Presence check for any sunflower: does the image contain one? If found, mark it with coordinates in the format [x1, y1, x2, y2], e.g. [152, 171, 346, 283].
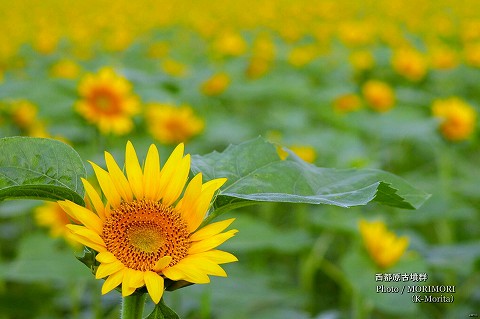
[75, 67, 139, 135]
[145, 103, 204, 144]
[34, 201, 82, 249]
[359, 219, 408, 269]
[58, 142, 237, 304]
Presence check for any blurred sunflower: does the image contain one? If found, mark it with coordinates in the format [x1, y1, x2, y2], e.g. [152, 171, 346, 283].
[145, 103, 204, 144]
[58, 142, 238, 303]
[432, 97, 477, 141]
[35, 202, 81, 248]
[50, 59, 81, 79]
[277, 145, 317, 163]
[200, 72, 230, 96]
[362, 80, 395, 112]
[359, 219, 408, 269]
[392, 48, 427, 81]
[333, 93, 362, 113]
[75, 67, 139, 135]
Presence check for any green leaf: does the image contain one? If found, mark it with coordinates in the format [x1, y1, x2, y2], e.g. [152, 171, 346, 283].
[145, 298, 180, 319]
[0, 137, 86, 205]
[191, 138, 429, 223]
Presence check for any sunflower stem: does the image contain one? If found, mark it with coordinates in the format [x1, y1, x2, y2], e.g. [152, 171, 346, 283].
[121, 293, 147, 319]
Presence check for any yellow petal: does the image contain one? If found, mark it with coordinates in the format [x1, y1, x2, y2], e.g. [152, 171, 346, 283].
[66, 224, 106, 248]
[122, 268, 143, 296]
[188, 230, 238, 254]
[122, 282, 136, 297]
[144, 271, 164, 304]
[66, 228, 106, 252]
[81, 178, 106, 221]
[153, 256, 172, 272]
[125, 268, 145, 289]
[163, 261, 210, 284]
[105, 151, 133, 202]
[95, 260, 124, 279]
[186, 178, 227, 233]
[161, 266, 183, 281]
[102, 269, 125, 294]
[190, 218, 235, 242]
[89, 161, 121, 208]
[157, 144, 188, 206]
[181, 256, 227, 277]
[177, 173, 203, 221]
[58, 200, 103, 235]
[125, 141, 144, 199]
[96, 251, 117, 263]
[190, 250, 238, 264]
[143, 144, 161, 201]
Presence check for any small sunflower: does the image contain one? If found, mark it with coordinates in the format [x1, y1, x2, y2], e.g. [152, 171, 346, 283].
[359, 219, 408, 269]
[75, 67, 139, 135]
[35, 201, 81, 249]
[58, 142, 237, 303]
[145, 103, 204, 144]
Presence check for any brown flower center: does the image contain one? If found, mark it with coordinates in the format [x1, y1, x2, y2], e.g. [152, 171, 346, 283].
[102, 199, 191, 271]
[89, 87, 121, 115]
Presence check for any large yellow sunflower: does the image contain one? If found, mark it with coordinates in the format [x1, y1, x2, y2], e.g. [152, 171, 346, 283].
[58, 142, 237, 303]
[75, 67, 139, 135]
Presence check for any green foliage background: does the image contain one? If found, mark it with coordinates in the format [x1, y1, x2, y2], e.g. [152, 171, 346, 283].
[1, 2, 480, 318]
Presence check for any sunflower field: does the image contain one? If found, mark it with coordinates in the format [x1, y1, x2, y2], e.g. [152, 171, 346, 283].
[0, 0, 479, 318]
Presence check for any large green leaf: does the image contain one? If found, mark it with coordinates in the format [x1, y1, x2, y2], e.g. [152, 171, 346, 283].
[191, 138, 429, 223]
[0, 137, 86, 205]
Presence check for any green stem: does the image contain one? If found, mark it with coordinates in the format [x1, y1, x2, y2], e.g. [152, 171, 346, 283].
[121, 293, 147, 319]
[435, 144, 454, 244]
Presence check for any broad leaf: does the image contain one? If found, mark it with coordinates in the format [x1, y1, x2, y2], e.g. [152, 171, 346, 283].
[191, 138, 429, 223]
[145, 298, 180, 319]
[0, 137, 86, 205]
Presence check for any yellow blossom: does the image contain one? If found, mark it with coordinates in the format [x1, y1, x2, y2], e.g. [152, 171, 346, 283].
[35, 202, 81, 248]
[200, 72, 230, 96]
[349, 50, 374, 72]
[333, 93, 362, 113]
[464, 42, 480, 68]
[10, 100, 38, 129]
[287, 45, 317, 67]
[289, 145, 316, 163]
[392, 48, 428, 81]
[359, 219, 408, 269]
[213, 31, 247, 57]
[58, 142, 238, 303]
[145, 103, 204, 144]
[75, 67, 140, 135]
[362, 80, 395, 112]
[432, 97, 477, 141]
[50, 59, 81, 79]
[246, 57, 271, 79]
[338, 21, 375, 47]
[428, 45, 459, 70]
[34, 30, 58, 55]
[277, 145, 316, 163]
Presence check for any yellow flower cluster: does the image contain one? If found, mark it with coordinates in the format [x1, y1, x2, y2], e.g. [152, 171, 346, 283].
[1, 0, 479, 69]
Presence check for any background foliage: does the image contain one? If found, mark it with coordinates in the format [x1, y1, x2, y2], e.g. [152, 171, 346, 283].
[0, 0, 479, 318]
